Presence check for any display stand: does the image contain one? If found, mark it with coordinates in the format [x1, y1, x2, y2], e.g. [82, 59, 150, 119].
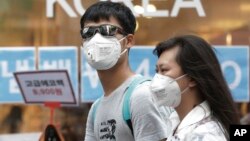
[44, 102, 61, 124]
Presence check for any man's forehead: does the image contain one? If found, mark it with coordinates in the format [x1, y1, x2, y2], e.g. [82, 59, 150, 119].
[84, 17, 120, 27]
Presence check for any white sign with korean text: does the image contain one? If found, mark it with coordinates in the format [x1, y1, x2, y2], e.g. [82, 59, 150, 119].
[14, 70, 76, 104]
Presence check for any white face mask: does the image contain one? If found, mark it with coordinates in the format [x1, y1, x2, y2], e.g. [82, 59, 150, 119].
[83, 33, 127, 70]
[150, 73, 188, 107]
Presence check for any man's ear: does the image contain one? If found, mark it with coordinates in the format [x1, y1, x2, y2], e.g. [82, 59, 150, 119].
[126, 34, 134, 48]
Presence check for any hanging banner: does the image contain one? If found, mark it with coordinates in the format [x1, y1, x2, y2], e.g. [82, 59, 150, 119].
[0, 47, 35, 103]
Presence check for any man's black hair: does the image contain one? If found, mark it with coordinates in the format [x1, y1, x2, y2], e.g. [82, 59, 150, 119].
[80, 1, 136, 34]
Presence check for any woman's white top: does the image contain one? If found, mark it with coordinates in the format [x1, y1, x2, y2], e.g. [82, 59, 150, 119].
[167, 101, 227, 141]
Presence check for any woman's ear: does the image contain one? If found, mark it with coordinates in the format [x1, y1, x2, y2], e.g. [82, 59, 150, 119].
[188, 77, 197, 88]
[126, 34, 134, 48]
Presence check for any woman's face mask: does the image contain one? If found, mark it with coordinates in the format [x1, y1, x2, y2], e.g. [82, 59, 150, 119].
[150, 73, 189, 107]
[82, 33, 127, 70]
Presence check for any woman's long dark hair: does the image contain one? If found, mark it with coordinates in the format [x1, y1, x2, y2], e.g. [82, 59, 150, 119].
[153, 35, 240, 139]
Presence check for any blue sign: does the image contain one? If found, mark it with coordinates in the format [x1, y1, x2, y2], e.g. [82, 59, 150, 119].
[214, 46, 249, 102]
[81, 46, 157, 102]
[81, 46, 250, 102]
[0, 48, 35, 103]
[39, 47, 79, 104]
[129, 47, 157, 77]
[0, 46, 249, 103]
[81, 49, 102, 102]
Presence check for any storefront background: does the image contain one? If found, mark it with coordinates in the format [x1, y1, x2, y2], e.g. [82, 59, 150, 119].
[0, 0, 250, 140]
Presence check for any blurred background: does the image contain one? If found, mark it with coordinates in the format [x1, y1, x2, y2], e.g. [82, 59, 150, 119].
[0, 0, 250, 140]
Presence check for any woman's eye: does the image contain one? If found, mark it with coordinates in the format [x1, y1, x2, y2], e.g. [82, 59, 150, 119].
[161, 69, 167, 73]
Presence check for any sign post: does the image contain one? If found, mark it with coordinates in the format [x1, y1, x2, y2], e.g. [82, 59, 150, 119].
[14, 70, 77, 124]
[44, 102, 61, 124]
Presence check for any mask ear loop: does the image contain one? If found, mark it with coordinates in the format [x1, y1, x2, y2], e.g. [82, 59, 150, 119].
[120, 49, 127, 56]
[180, 86, 189, 95]
[175, 74, 188, 81]
[169, 74, 189, 94]
[119, 36, 128, 56]
[169, 74, 187, 83]
[177, 74, 189, 95]
[118, 36, 127, 42]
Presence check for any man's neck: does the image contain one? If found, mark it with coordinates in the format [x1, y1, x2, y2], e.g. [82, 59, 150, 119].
[97, 65, 134, 96]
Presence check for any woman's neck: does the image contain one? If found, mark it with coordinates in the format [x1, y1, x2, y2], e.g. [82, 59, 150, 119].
[175, 89, 203, 121]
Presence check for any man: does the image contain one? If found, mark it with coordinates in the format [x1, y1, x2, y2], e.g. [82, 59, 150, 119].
[80, 1, 170, 141]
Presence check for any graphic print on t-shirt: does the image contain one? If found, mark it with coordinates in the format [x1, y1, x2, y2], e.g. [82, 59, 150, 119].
[100, 119, 116, 140]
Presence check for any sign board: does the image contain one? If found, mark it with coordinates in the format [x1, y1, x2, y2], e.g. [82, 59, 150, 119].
[81, 48, 102, 102]
[46, 0, 206, 18]
[0, 47, 35, 103]
[81, 46, 249, 102]
[214, 46, 249, 102]
[0, 46, 249, 103]
[14, 70, 77, 105]
[38, 47, 79, 105]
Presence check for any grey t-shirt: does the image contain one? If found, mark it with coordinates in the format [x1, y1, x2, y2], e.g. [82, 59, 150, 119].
[84, 75, 170, 141]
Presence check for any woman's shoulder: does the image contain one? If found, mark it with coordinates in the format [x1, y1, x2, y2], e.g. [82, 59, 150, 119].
[187, 119, 227, 141]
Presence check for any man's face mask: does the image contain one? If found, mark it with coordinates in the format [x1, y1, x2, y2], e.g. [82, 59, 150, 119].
[150, 73, 189, 107]
[82, 33, 127, 70]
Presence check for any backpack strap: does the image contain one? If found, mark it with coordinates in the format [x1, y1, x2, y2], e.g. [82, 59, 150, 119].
[91, 97, 102, 127]
[91, 76, 151, 135]
[122, 76, 151, 135]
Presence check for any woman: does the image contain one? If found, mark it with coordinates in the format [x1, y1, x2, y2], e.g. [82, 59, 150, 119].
[150, 35, 240, 140]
